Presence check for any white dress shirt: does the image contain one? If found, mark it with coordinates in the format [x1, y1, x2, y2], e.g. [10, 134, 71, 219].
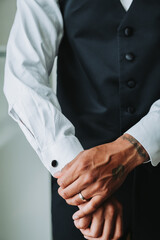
[3, 0, 160, 177]
[120, 0, 133, 11]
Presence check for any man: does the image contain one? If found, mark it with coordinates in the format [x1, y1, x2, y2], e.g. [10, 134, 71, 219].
[3, 0, 160, 239]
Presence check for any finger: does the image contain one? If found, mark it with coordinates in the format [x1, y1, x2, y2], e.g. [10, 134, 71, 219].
[58, 174, 104, 201]
[58, 176, 88, 200]
[83, 236, 97, 240]
[73, 195, 103, 220]
[66, 181, 109, 205]
[112, 213, 123, 239]
[61, 152, 83, 174]
[80, 220, 103, 238]
[80, 181, 110, 200]
[54, 162, 73, 179]
[102, 207, 116, 240]
[66, 192, 88, 206]
[82, 201, 120, 240]
[81, 218, 115, 240]
[83, 202, 116, 240]
[74, 215, 92, 230]
[57, 152, 83, 188]
[57, 168, 78, 189]
[57, 165, 79, 189]
[80, 208, 104, 238]
[83, 235, 99, 240]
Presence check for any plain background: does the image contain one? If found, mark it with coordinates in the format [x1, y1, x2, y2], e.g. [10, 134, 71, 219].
[0, 0, 54, 239]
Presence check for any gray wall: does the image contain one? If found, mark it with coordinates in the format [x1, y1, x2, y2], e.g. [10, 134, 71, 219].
[0, 1, 52, 239]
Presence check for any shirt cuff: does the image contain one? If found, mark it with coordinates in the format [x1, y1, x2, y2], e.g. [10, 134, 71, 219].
[40, 136, 84, 176]
[125, 114, 160, 166]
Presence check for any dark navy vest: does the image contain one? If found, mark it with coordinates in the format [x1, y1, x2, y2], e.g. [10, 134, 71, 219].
[57, 0, 160, 150]
[53, 1, 160, 237]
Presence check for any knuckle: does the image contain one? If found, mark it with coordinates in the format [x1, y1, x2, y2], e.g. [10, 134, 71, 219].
[57, 179, 65, 188]
[79, 151, 90, 169]
[60, 190, 68, 199]
[82, 175, 88, 185]
[96, 181, 103, 190]
[77, 219, 86, 229]
[102, 186, 110, 198]
[78, 223, 84, 229]
[74, 198, 81, 206]
[90, 201, 98, 211]
[89, 172, 96, 182]
[74, 220, 81, 229]
[66, 198, 74, 206]
[107, 204, 114, 216]
[83, 174, 93, 185]
[65, 199, 70, 205]
[78, 161, 85, 171]
[106, 187, 111, 196]
[58, 187, 62, 196]
[78, 223, 85, 229]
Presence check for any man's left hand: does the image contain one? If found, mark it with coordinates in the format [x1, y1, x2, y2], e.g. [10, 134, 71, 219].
[54, 133, 149, 219]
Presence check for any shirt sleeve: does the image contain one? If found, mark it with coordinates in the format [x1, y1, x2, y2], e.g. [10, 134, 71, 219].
[3, 0, 83, 176]
[125, 99, 160, 166]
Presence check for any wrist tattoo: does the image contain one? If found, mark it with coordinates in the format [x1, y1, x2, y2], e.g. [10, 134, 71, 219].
[122, 135, 149, 161]
[112, 164, 125, 180]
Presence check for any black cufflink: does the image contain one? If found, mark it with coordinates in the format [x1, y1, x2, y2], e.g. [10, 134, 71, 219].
[51, 160, 58, 167]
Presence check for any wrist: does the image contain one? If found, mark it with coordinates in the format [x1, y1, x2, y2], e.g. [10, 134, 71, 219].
[117, 133, 149, 170]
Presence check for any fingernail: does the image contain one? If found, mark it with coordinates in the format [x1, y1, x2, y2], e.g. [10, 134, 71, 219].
[53, 171, 61, 178]
[84, 236, 88, 239]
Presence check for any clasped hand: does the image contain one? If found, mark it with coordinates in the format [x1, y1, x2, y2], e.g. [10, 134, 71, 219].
[75, 197, 123, 240]
[54, 134, 146, 219]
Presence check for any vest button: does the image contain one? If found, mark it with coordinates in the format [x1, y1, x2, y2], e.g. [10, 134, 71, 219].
[127, 106, 135, 114]
[124, 27, 133, 37]
[127, 79, 136, 88]
[125, 53, 135, 62]
[51, 160, 58, 167]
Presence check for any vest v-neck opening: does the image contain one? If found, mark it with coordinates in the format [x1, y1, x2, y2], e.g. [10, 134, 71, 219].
[117, 0, 136, 28]
[119, 0, 135, 14]
[120, 0, 133, 12]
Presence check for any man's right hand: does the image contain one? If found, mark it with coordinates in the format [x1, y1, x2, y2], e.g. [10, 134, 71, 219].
[74, 197, 123, 240]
